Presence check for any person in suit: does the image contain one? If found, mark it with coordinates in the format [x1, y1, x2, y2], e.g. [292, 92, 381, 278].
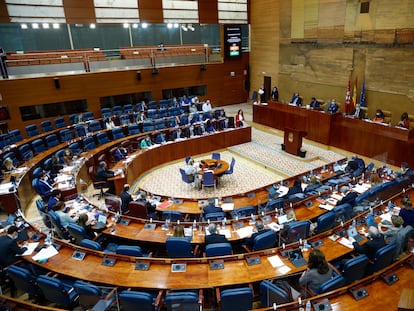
[136, 111, 147, 123]
[309, 97, 320, 109]
[400, 162, 413, 176]
[349, 226, 385, 260]
[96, 161, 115, 195]
[291, 93, 302, 106]
[37, 171, 53, 198]
[136, 191, 157, 219]
[336, 186, 358, 206]
[271, 86, 279, 101]
[113, 147, 128, 161]
[47, 189, 64, 212]
[258, 86, 265, 103]
[203, 199, 223, 215]
[205, 223, 228, 245]
[352, 103, 365, 119]
[120, 184, 133, 213]
[0, 226, 27, 266]
[399, 199, 414, 228]
[245, 221, 270, 250]
[327, 99, 339, 113]
[285, 178, 303, 197]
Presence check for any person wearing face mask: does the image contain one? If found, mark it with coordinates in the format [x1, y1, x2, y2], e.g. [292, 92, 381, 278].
[0, 225, 28, 266]
[374, 109, 385, 123]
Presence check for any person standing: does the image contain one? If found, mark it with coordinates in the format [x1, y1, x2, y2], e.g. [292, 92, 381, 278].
[235, 109, 245, 127]
[0, 226, 27, 266]
[120, 184, 133, 213]
[271, 86, 279, 101]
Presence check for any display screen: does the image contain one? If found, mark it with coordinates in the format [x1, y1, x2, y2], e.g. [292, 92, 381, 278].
[224, 25, 242, 58]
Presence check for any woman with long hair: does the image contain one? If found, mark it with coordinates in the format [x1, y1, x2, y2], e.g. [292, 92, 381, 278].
[298, 249, 332, 294]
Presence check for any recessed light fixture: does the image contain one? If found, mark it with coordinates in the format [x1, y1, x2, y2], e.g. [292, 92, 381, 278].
[141, 23, 148, 29]
[21, 24, 28, 29]
[132, 23, 138, 29]
[167, 23, 173, 29]
[174, 23, 179, 28]
[123, 23, 129, 29]
[32, 23, 39, 29]
[42, 23, 49, 29]
[90, 24, 96, 29]
[52, 23, 60, 29]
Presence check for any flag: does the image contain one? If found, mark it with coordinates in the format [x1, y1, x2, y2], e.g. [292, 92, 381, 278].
[360, 79, 366, 107]
[344, 80, 351, 114]
[352, 77, 357, 112]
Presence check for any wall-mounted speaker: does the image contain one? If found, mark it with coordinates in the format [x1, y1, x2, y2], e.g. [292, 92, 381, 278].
[136, 71, 142, 80]
[200, 64, 207, 71]
[53, 77, 60, 89]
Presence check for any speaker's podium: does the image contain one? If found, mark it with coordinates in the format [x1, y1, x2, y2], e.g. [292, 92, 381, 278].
[282, 128, 307, 158]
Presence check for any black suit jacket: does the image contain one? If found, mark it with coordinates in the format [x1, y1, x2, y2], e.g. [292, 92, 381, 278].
[0, 235, 27, 266]
[96, 167, 114, 182]
[336, 192, 358, 206]
[120, 190, 133, 212]
[353, 235, 385, 260]
[205, 233, 228, 245]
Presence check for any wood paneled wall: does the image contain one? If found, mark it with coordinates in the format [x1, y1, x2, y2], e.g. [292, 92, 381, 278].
[0, 55, 249, 131]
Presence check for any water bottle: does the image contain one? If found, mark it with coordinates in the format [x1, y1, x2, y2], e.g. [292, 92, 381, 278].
[352, 219, 356, 228]
[305, 300, 311, 311]
[193, 220, 197, 230]
[221, 217, 226, 229]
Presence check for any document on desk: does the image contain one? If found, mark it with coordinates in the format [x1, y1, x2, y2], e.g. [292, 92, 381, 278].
[267, 222, 281, 232]
[20, 242, 39, 256]
[330, 193, 344, 201]
[379, 212, 393, 223]
[221, 203, 234, 212]
[236, 226, 254, 239]
[267, 255, 284, 268]
[32, 245, 59, 261]
[352, 183, 371, 194]
[319, 204, 334, 211]
[219, 229, 232, 239]
[337, 237, 354, 249]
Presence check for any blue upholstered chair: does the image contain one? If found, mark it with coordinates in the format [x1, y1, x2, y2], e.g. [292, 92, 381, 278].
[45, 134, 59, 148]
[219, 287, 253, 311]
[54, 117, 67, 129]
[260, 280, 292, 307]
[314, 211, 336, 234]
[318, 275, 345, 294]
[66, 223, 90, 244]
[128, 124, 140, 135]
[83, 111, 94, 121]
[69, 114, 78, 125]
[36, 198, 51, 228]
[147, 109, 158, 119]
[223, 157, 236, 176]
[205, 242, 233, 257]
[342, 254, 369, 285]
[25, 124, 40, 137]
[232, 205, 256, 219]
[212, 152, 221, 160]
[31, 138, 46, 153]
[48, 210, 70, 240]
[159, 99, 169, 109]
[148, 101, 158, 109]
[162, 211, 182, 222]
[333, 203, 353, 222]
[154, 119, 166, 130]
[123, 104, 133, 114]
[166, 237, 195, 258]
[112, 106, 122, 115]
[202, 171, 216, 190]
[68, 142, 81, 155]
[282, 220, 311, 244]
[158, 108, 168, 118]
[165, 291, 201, 311]
[79, 239, 103, 251]
[101, 108, 112, 118]
[19, 144, 34, 161]
[250, 230, 277, 251]
[0, 133, 12, 149]
[73, 280, 116, 310]
[88, 120, 102, 132]
[40, 120, 53, 132]
[111, 127, 125, 140]
[74, 125, 87, 137]
[119, 290, 162, 311]
[142, 120, 155, 132]
[7, 265, 44, 300]
[82, 136, 96, 151]
[119, 115, 130, 125]
[9, 129, 23, 142]
[116, 245, 147, 257]
[96, 132, 110, 145]
[205, 212, 226, 221]
[3, 151, 19, 167]
[366, 243, 397, 275]
[36, 275, 79, 308]
[59, 128, 73, 142]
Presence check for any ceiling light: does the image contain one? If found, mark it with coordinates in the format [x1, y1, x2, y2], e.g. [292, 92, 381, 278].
[32, 23, 39, 29]
[174, 23, 179, 28]
[123, 23, 129, 29]
[181, 25, 188, 31]
[42, 23, 49, 29]
[167, 23, 173, 29]
[141, 23, 148, 29]
[188, 24, 195, 31]
[52, 23, 60, 29]
[90, 24, 96, 29]
[21, 24, 28, 29]
[132, 23, 138, 29]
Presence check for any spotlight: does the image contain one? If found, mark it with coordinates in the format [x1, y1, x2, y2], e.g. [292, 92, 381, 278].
[181, 25, 188, 31]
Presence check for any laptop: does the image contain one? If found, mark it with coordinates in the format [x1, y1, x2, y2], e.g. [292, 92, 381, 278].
[1, 214, 16, 228]
[95, 214, 107, 229]
[288, 249, 307, 268]
[347, 227, 364, 243]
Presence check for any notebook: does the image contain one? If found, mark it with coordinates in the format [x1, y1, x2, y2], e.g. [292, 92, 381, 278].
[288, 249, 307, 268]
[347, 227, 364, 243]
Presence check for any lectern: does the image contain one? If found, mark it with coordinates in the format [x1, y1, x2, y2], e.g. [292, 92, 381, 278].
[283, 128, 306, 157]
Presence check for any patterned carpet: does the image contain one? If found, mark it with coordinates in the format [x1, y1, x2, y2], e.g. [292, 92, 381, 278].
[134, 106, 346, 199]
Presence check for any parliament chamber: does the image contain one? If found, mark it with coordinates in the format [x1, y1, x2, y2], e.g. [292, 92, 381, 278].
[0, 0, 414, 310]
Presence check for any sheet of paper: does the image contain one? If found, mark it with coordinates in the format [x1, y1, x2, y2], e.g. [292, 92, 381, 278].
[337, 237, 354, 249]
[219, 229, 232, 238]
[32, 245, 59, 261]
[20, 242, 39, 256]
[267, 255, 284, 268]
[236, 226, 254, 239]
[267, 222, 281, 232]
[319, 204, 334, 211]
[221, 203, 234, 212]
[278, 265, 292, 274]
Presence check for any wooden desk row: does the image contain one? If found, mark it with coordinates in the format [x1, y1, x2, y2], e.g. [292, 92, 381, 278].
[253, 102, 414, 168]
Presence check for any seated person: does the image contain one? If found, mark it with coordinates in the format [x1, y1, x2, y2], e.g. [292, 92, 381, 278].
[37, 171, 54, 198]
[96, 161, 115, 195]
[203, 198, 223, 215]
[285, 178, 303, 197]
[399, 199, 414, 228]
[379, 215, 404, 244]
[77, 213, 96, 239]
[244, 221, 270, 250]
[336, 186, 357, 206]
[327, 99, 339, 113]
[48, 189, 65, 212]
[2, 157, 16, 173]
[309, 97, 320, 109]
[291, 93, 302, 106]
[373, 109, 385, 122]
[204, 223, 228, 245]
[235, 109, 245, 127]
[140, 135, 153, 149]
[0, 226, 28, 266]
[202, 100, 212, 112]
[351, 103, 365, 119]
[104, 117, 115, 129]
[136, 191, 157, 219]
[397, 112, 410, 129]
[63, 148, 73, 165]
[299, 249, 333, 295]
[113, 146, 128, 161]
[370, 172, 383, 186]
[400, 162, 413, 176]
[50, 155, 63, 181]
[189, 102, 198, 113]
[171, 224, 191, 241]
[349, 226, 385, 260]
[53, 198, 76, 229]
[205, 119, 215, 133]
[136, 111, 147, 122]
[120, 184, 133, 213]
